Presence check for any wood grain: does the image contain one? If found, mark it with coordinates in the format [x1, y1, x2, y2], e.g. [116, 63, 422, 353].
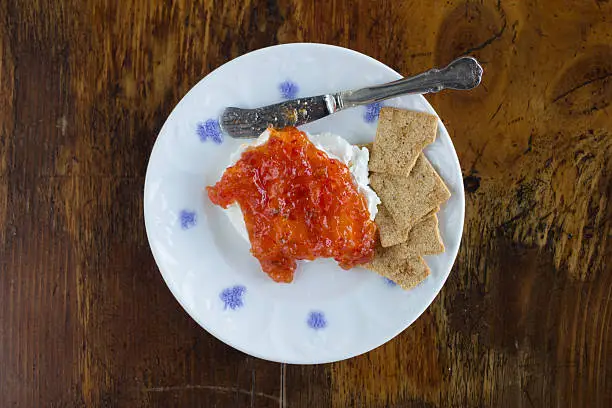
[0, 0, 610, 406]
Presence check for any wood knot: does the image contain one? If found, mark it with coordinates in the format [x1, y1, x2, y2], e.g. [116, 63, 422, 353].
[463, 175, 481, 193]
[551, 46, 612, 115]
[435, 2, 507, 100]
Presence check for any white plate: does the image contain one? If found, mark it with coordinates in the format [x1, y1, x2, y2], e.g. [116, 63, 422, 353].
[144, 43, 464, 364]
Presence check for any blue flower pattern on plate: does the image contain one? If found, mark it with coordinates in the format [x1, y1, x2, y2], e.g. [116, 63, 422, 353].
[383, 277, 398, 287]
[307, 311, 327, 330]
[279, 80, 299, 99]
[197, 118, 223, 144]
[220, 285, 246, 310]
[179, 210, 197, 230]
[364, 102, 383, 123]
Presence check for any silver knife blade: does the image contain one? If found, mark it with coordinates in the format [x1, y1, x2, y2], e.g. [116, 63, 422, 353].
[220, 95, 338, 139]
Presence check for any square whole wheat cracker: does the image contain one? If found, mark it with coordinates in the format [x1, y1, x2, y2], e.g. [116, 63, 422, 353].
[369, 108, 438, 176]
[366, 247, 430, 290]
[374, 205, 410, 247]
[386, 213, 444, 259]
[370, 154, 450, 231]
[375, 205, 439, 248]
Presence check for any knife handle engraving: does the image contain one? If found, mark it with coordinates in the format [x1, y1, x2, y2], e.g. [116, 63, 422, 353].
[338, 57, 483, 108]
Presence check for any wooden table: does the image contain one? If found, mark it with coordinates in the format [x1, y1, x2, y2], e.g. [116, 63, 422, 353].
[1, 1, 611, 406]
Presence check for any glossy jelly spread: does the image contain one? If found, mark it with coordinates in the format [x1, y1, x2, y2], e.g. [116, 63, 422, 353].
[207, 127, 377, 282]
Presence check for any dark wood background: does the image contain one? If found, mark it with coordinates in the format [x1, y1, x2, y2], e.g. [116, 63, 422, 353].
[1, 0, 611, 406]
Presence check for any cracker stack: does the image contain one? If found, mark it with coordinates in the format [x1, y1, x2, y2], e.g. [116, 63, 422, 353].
[365, 107, 451, 290]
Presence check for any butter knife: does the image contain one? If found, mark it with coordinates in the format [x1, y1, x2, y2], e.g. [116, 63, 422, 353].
[220, 56, 482, 138]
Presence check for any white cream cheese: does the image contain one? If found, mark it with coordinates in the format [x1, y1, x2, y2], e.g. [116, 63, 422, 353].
[225, 130, 381, 241]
